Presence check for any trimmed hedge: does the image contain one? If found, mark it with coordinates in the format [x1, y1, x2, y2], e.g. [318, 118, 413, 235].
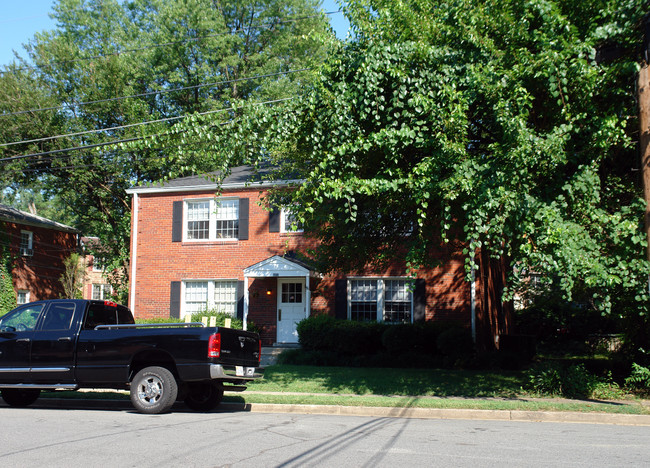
[294, 314, 474, 368]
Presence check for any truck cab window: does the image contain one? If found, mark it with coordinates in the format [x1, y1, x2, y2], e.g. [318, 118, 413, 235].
[41, 303, 75, 331]
[0, 304, 44, 332]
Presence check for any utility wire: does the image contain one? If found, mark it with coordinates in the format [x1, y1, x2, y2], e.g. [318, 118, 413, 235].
[0, 88, 298, 148]
[0, 11, 341, 76]
[0, 68, 309, 120]
[0, 96, 293, 163]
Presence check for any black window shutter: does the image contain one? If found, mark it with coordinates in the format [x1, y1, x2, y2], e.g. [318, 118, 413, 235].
[238, 198, 249, 240]
[170, 281, 181, 319]
[413, 278, 426, 322]
[172, 201, 183, 242]
[269, 208, 280, 233]
[335, 279, 348, 320]
[236, 280, 244, 320]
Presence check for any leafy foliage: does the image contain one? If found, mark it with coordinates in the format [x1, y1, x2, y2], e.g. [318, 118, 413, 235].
[0, 0, 332, 301]
[59, 253, 86, 299]
[181, 1, 649, 339]
[625, 363, 650, 391]
[0, 225, 16, 316]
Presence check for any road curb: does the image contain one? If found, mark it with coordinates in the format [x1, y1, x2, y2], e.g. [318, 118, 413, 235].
[223, 402, 650, 426]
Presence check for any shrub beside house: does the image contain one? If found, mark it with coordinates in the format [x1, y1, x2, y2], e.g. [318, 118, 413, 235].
[126, 166, 511, 347]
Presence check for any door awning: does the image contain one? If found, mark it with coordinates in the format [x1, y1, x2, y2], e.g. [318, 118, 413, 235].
[242, 255, 316, 333]
[243, 255, 314, 278]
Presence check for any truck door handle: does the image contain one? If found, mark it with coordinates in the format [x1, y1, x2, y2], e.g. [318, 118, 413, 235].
[58, 337, 72, 342]
[16, 338, 31, 343]
[278, 309, 282, 321]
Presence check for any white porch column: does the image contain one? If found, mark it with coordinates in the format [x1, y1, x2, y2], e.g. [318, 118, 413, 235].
[243, 275, 250, 331]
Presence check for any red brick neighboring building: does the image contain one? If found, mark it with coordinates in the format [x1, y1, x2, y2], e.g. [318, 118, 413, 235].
[127, 166, 510, 347]
[79, 236, 113, 301]
[0, 204, 79, 304]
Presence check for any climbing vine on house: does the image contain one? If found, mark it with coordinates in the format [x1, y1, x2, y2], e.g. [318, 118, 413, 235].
[0, 224, 16, 316]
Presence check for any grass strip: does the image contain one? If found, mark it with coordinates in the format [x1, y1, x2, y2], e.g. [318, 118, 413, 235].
[224, 393, 648, 415]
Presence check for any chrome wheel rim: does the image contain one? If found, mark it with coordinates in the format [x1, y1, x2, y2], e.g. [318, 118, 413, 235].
[137, 376, 163, 406]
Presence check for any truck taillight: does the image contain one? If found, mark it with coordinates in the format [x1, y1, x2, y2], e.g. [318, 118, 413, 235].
[208, 333, 221, 358]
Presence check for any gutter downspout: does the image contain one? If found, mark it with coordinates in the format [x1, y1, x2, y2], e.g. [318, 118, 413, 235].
[470, 251, 476, 344]
[129, 193, 138, 311]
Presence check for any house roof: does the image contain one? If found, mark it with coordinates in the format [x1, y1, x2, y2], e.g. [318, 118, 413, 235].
[126, 165, 302, 195]
[0, 203, 78, 234]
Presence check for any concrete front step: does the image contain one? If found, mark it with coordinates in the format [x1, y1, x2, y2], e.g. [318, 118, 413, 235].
[261, 345, 300, 366]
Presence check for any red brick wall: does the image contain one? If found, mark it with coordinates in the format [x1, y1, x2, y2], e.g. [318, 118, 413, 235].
[4, 222, 78, 301]
[130, 188, 315, 318]
[130, 188, 475, 344]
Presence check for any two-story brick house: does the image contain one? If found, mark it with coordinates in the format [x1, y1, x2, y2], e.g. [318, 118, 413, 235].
[0, 203, 79, 304]
[127, 166, 510, 347]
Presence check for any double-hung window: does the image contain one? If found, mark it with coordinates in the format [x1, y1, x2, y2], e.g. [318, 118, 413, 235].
[349, 278, 413, 323]
[186, 201, 210, 240]
[281, 207, 303, 233]
[92, 284, 111, 301]
[185, 198, 239, 241]
[17, 290, 29, 305]
[215, 199, 239, 239]
[183, 280, 238, 318]
[20, 230, 33, 256]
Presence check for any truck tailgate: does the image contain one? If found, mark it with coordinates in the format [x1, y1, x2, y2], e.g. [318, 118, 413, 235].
[217, 328, 260, 367]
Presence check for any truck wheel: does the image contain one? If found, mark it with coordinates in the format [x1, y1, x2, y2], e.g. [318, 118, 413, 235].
[184, 382, 224, 412]
[1, 389, 41, 407]
[130, 366, 178, 414]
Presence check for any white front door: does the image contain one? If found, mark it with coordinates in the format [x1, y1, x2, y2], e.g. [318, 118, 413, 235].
[277, 278, 306, 343]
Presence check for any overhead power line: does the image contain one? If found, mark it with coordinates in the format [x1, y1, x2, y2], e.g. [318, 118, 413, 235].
[0, 96, 294, 163]
[0, 11, 341, 76]
[0, 68, 309, 120]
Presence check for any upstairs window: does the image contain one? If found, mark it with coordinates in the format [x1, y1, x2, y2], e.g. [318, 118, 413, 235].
[281, 207, 303, 233]
[20, 230, 33, 256]
[186, 201, 210, 240]
[184, 198, 240, 241]
[215, 199, 239, 239]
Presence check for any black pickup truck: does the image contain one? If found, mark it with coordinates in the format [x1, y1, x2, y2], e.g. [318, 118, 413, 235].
[0, 299, 263, 414]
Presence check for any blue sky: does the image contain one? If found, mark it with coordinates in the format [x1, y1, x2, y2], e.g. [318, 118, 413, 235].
[0, 0, 350, 66]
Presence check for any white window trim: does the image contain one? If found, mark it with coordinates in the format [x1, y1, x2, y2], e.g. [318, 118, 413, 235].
[20, 230, 33, 256]
[181, 279, 238, 319]
[183, 197, 239, 242]
[92, 284, 111, 300]
[347, 277, 414, 323]
[91, 257, 103, 272]
[16, 290, 30, 305]
[280, 207, 303, 233]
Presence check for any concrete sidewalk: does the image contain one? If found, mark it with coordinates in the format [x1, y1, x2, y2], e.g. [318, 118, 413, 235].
[222, 401, 650, 426]
[32, 390, 650, 426]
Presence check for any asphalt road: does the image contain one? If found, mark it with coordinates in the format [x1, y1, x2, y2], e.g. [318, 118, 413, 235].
[1, 401, 648, 467]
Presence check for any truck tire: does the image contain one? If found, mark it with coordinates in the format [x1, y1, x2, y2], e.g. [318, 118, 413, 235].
[184, 382, 224, 412]
[1, 388, 41, 407]
[130, 366, 178, 414]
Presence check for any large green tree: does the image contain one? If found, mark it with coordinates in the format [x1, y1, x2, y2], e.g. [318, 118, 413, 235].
[0, 0, 332, 301]
[169, 0, 648, 349]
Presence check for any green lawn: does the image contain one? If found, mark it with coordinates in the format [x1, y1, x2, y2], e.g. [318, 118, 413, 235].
[40, 364, 649, 415]
[247, 365, 526, 398]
